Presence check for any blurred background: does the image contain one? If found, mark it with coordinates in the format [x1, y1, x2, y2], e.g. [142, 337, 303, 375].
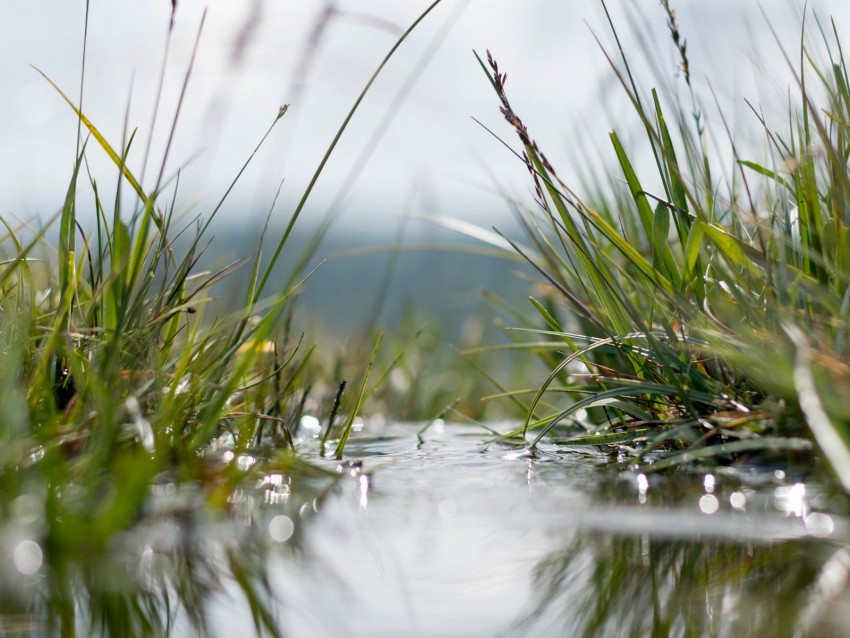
[1, 0, 846, 341]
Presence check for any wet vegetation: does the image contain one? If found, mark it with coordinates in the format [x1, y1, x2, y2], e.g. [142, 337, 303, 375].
[0, 1, 446, 634]
[2, 0, 850, 635]
[471, 1, 850, 486]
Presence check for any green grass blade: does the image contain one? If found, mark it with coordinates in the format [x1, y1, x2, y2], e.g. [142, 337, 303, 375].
[610, 130, 654, 239]
[737, 159, 794, 192]
[34, 67, 154, 216]
[254, 0, 445, 301]
[334, 333, 383, 459]
[641, 438, 814, 473]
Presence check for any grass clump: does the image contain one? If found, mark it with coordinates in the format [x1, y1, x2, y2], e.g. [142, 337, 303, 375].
[476, 2, 850, 486]
[0, 2, 446, 634]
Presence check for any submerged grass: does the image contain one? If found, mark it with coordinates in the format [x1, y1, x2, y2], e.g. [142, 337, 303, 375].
[0, 2, 445, 634]
[473, 2, 850, 487]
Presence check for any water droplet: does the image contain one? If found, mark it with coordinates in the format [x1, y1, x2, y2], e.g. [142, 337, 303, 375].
[775, 483, 806, 517]
[359, 475, 369, 510]
[300, 415, 321, 433]
[265, 487, 290, 506]
[28, 445, 45, 465]
[269, 515, 294, 543]
[171, 374, 191, 395]
[13, 540, 42, 575]
[730, 491, 747, 511]
[236, 455, 255, 471]
[636, 473, 649, 505]
[703, 474, 716, 494]
[262, 474, 285, 487]
[699, 494, 719, 515]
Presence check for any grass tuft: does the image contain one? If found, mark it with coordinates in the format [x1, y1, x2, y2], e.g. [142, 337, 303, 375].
[474, 1, 850, 486]
[0, 2, 445, 633]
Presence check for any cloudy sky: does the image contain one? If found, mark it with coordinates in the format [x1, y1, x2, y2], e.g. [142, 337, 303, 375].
[1, 1, 847, 236]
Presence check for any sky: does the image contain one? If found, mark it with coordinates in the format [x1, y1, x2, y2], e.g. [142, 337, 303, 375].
[1, 0, 848, 238]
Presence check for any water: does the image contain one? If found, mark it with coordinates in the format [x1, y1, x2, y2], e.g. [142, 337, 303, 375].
[3, 420, 850, 636]
[209, 421, 850, 637]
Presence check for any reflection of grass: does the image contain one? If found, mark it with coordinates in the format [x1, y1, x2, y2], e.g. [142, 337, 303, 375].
[473, 2, 850, 485]
[514, 531, 838, 637]
[0, 2, 444, 634]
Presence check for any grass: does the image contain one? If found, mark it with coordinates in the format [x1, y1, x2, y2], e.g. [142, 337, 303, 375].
[5, 0, 850, 634]
[0, 1, 446, 635]
[469, 1, 850, 488]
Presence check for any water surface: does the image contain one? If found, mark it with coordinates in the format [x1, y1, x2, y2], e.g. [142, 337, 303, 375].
[204, 421, 850, 637]
[3, 420, 848, 636]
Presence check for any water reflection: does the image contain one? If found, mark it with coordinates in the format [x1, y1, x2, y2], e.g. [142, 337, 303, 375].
[637, 473, 649, 504]
[0, 457, 343, 637]
[513, 534, 850, 637]
[1, 422, 848, 636]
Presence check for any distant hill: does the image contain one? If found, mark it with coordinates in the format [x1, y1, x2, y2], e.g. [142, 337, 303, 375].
[195, 219, 535, 342]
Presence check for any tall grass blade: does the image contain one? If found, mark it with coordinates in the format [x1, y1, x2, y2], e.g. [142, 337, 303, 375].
[334, 333, 383, 459]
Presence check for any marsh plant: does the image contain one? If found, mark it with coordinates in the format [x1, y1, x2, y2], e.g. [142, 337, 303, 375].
[6, 0, 850, 634]
[472, 2, 850, 488]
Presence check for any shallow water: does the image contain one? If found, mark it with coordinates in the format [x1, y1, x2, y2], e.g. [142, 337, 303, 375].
[4, 420, 850, 636]
[202, 421, 850, 637]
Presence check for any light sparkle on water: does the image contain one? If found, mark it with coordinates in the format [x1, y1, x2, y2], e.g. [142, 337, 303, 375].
[775, 483, 807, 518]
[699, 494, 719, 515]
[268, 515, 295, 543]
[730, 491, 747, 511]
[636, 474, 649, 505]
[13, 540, 43, 575]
